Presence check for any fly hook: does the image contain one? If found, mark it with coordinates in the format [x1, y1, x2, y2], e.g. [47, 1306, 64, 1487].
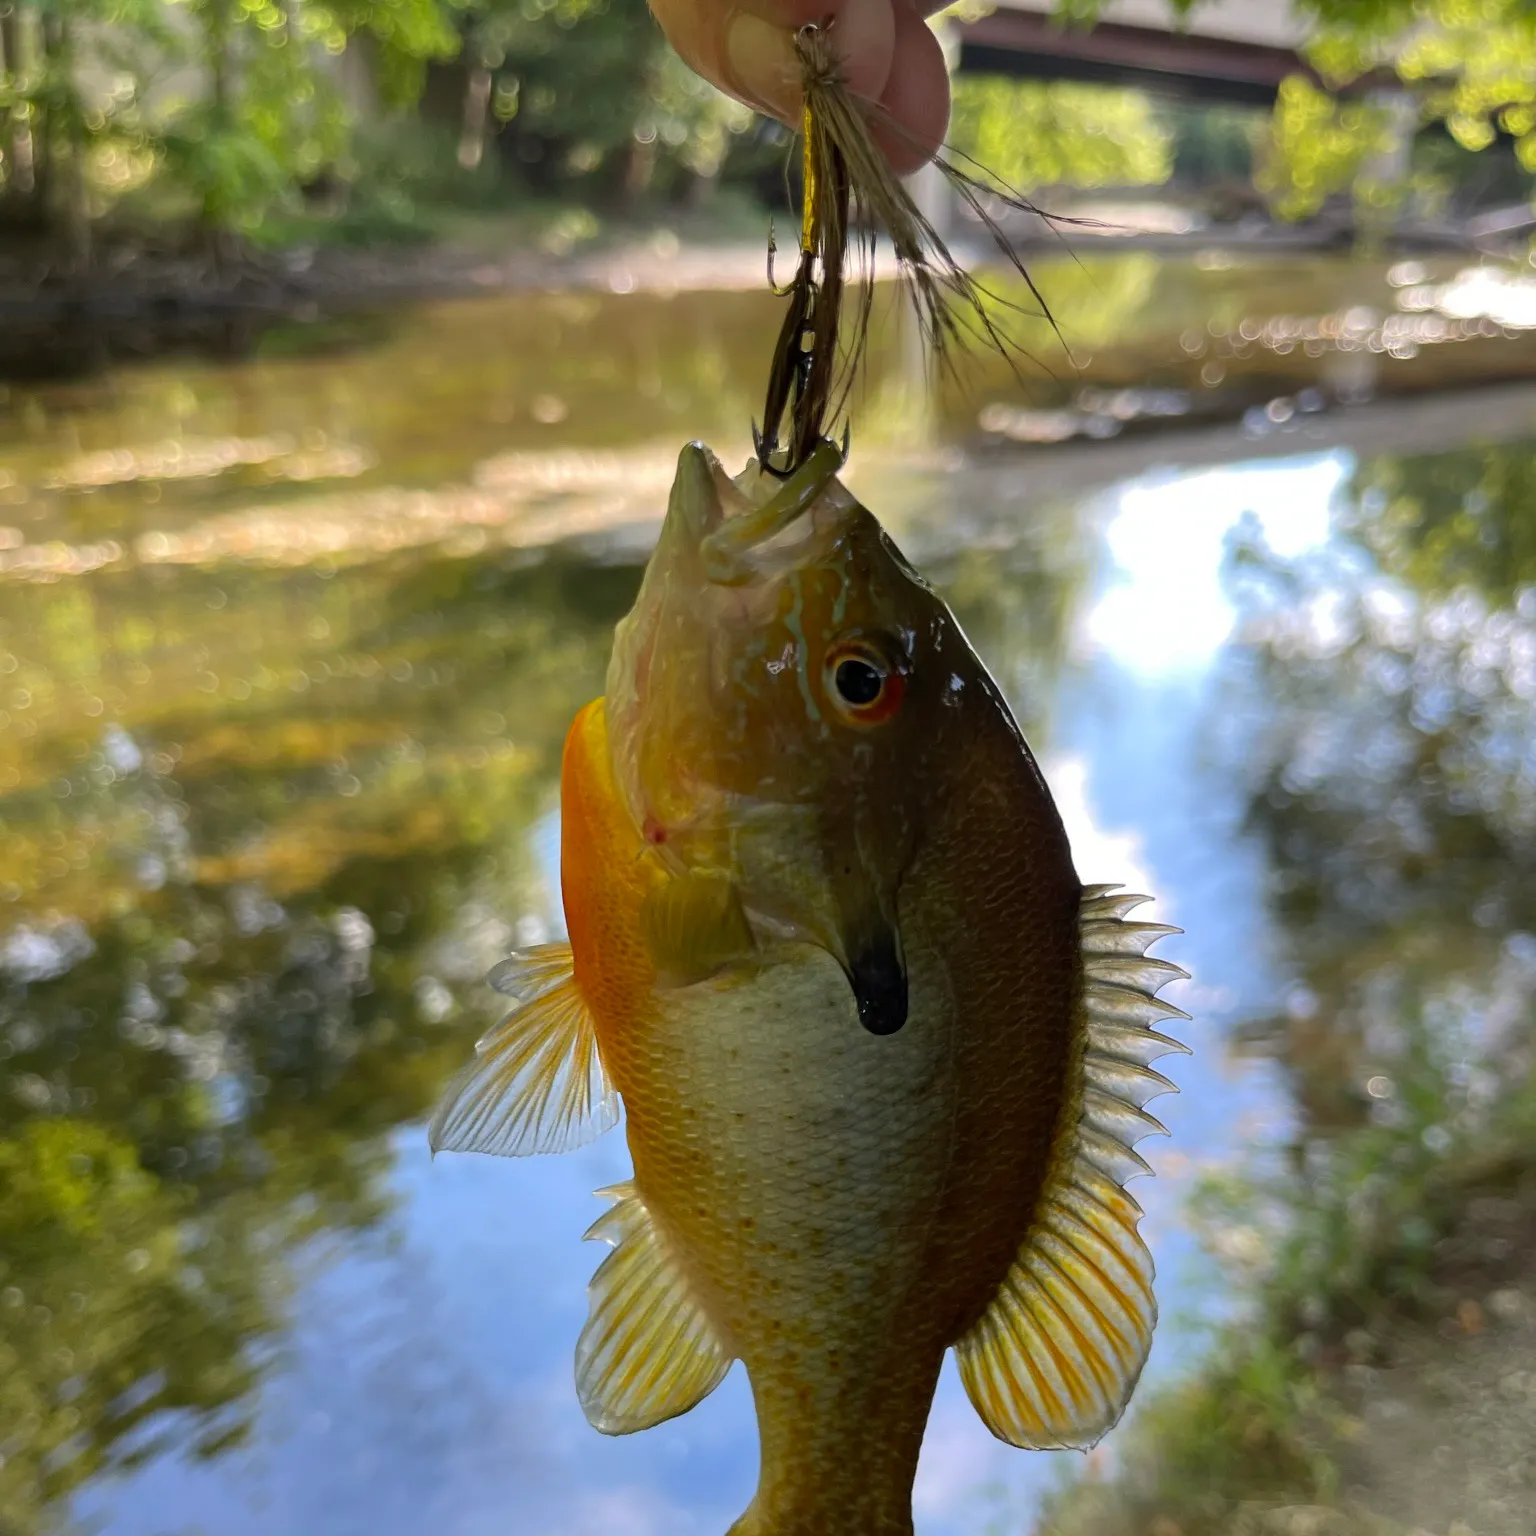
[757, 29, 850, 479]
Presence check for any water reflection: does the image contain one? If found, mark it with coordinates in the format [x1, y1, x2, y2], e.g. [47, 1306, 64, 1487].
[0, 549, 637, 1532]
[1225, 437, 1536, 1136]
[1034, 435, 1536, 1535]
[1, 251, 1535, 1535]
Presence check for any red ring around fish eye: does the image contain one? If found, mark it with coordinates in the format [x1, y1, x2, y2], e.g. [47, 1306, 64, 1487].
[824, 640, 905, 725]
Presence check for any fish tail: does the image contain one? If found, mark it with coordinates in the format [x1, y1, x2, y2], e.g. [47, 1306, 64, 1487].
[725, 1503, 913, 1536]
[724, 1368, 931, 1536]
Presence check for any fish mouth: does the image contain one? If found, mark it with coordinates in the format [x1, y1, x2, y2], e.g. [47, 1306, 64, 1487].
[674, 439, 854, 586]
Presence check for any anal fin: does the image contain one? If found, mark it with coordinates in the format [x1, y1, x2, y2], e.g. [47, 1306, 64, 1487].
[955, 885, 1189, 1451]
[428, 943, 619, 1158]
[577, 1182, 733, 1434]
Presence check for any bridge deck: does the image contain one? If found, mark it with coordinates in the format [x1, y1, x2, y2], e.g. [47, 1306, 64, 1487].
[956, 1, 1312, 105]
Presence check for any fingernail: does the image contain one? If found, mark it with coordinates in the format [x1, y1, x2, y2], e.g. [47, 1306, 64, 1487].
[725, 13, 802, 122]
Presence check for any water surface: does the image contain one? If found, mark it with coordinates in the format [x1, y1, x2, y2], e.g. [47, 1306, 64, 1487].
[3, 249, 1536, 1535]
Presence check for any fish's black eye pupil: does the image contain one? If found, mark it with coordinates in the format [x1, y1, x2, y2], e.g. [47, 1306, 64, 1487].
[833, 657, 883, 706]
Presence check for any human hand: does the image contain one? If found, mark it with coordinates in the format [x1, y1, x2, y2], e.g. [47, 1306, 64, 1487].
[647, 0, 952, 175]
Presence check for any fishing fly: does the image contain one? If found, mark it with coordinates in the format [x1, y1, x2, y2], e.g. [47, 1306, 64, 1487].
[756, 21, 1078, 485]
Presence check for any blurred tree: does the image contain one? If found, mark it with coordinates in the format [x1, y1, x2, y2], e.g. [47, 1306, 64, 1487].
[160, 0, 458, 252]
[0, 0, 174, 264]
[1067, 0, 1536, 220]
[1257, 73, 1395, 221]
[454, 0, 752, 202]
[0, 0, 762, 257]
[1301, 0, 1536, 168]
[948, 75, 1173, 193]
[0, 0, 459, 260]
[1343, 440, 1536, 602]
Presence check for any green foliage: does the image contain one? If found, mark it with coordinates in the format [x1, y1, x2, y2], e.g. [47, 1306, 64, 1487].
[1050, 0, 1199, 22]
[456, 0, 753, 192]
[1257, 75, 1393, 220]
[1039, 1003, 1536, 1536]
[331, 0, 461, 108]
[460, 0, 652, 165]
[1268, 1, 1536, 222]
[1037, 1342, 1341, 1536]
[639, 46, 754, 180]
[0, 0, 759, 253]
[949, 75, 1174, 193]
[1057, 0, 1536, 220]
[158, 0, 458, 235]
[0, 0, 178, 257]
[1303, 0, 1536, 167]
[0, 0, 458, 245]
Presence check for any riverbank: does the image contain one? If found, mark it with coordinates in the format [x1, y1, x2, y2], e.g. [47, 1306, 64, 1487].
[0, 195, 1516, 380]
[0, 204, 775, 378]
[1037, 1033, 1536, 1536]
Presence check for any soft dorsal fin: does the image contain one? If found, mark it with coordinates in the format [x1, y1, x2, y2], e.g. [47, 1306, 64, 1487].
[428, 943, 619, 1158]
[576, 1181, 733, 1434]
[955, 884, 1190, 1451]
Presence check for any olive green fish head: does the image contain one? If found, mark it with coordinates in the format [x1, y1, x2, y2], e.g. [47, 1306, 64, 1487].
[605, 441, 1016, 1034]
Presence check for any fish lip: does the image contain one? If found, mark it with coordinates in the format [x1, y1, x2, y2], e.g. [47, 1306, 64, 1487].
[671, 442, 737, 542]
[669, 442, 728, 543]
[702, 439, 852, 585]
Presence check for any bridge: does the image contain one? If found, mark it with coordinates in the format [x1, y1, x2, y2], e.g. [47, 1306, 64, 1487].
[953, 0, 1312, 105]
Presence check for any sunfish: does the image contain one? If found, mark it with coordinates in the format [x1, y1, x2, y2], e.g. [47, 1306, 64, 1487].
[431, 443, 1188, 1535]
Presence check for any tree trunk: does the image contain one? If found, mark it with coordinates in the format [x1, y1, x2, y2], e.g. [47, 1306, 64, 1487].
[0, 6, 13, 195]
[685, 165, 718, 209]
[63, 81, 90, 268]
[458, 64, 492, 171]
[40, 10, 88, 268]
[622, 134, 655, 204]
[201, 0, 234, 267]
[30, 8, 57, 245]
[2, 3, 41, 224]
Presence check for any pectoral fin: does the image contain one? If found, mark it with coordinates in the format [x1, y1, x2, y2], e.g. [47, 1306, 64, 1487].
[427, 943, 618, 1158]
[639, 869, 756, 987]
[577, 1182, 733, 1434]
[955, 886, 1189, 1449]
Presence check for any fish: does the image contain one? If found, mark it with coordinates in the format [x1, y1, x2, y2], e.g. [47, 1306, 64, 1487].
[429, 441, 1189, 1535]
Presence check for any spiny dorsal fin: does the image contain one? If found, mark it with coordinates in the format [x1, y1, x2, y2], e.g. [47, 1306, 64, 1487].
[955, 885, 1189, 1451]
[576, 1181, 733, 1434]
[428, 943, 619, 1158]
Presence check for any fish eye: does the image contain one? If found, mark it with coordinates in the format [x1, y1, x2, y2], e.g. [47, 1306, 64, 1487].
[824, 640, 905, 725]
[834, 657, 882, 705]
